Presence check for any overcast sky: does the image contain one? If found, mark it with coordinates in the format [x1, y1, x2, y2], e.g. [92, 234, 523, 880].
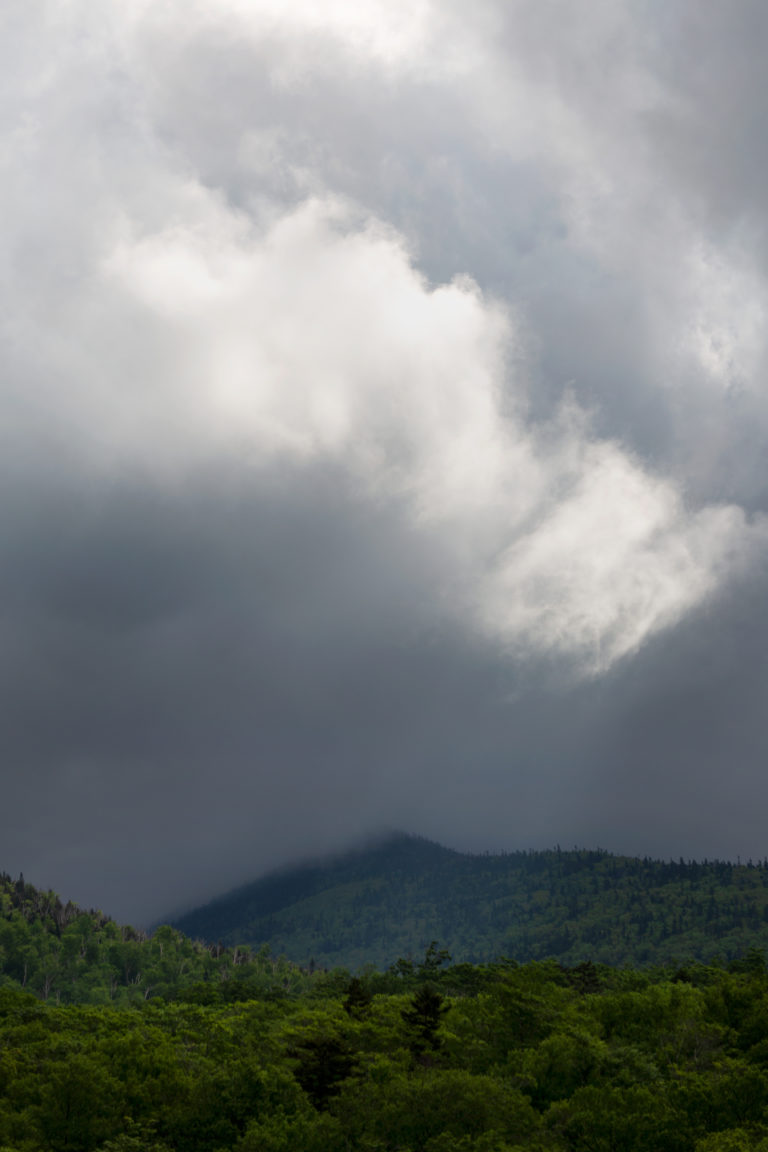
[3, 0, 768, 924]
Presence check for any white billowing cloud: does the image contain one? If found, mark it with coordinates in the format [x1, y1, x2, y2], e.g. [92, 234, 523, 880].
[479, 441, 751, 671]
[1, 0, 765, 678]
[120, 0, 768, 460]
[125, 0, 438, 97]
[14, 170, 758, 672]
[217, 0, 433, 68]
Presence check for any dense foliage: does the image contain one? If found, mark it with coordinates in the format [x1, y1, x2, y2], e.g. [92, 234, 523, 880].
[171, 834, 768, 969]
[5, 940, 768, 1149]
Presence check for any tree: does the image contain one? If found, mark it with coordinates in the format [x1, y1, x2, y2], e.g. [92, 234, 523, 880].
[292, 1035, 357, 1110]
[343, 977, 373, 1018]
[418, 941, 452, 979]
[401, 984, 450, 1059]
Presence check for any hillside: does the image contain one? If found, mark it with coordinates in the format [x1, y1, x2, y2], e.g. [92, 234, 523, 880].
[0, 870, 311, 1004]
[169, 833, 768, 970]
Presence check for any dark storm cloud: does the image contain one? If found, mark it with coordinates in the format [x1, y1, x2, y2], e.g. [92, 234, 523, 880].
[2, 0, 768, 922]
[0, 462, 473, 919]
[5, 457, 764, 923]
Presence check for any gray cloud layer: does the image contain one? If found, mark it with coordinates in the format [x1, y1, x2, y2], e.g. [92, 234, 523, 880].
[3, 0, 768, 922]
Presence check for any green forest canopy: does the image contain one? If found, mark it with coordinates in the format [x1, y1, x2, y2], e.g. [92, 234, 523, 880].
[6, 867, 768, 1149]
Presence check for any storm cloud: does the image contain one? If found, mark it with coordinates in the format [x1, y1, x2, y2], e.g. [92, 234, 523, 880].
[3, 0, 768, 922]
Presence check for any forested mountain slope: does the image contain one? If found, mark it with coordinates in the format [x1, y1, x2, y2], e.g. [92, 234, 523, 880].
[170, 833, 768, 970]
[0, 871, 311, 1004]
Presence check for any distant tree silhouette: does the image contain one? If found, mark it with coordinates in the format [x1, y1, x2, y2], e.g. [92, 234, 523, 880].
[417, 941, 452, 979]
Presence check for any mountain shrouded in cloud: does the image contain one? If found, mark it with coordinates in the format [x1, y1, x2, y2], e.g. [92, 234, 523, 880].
[2, 0, 768, 922]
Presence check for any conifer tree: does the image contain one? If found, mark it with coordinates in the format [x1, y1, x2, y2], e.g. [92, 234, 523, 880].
[401, 983, 450, 1057]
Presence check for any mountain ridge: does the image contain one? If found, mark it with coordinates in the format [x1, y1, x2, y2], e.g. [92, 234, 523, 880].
[168, 832, 768, 970]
